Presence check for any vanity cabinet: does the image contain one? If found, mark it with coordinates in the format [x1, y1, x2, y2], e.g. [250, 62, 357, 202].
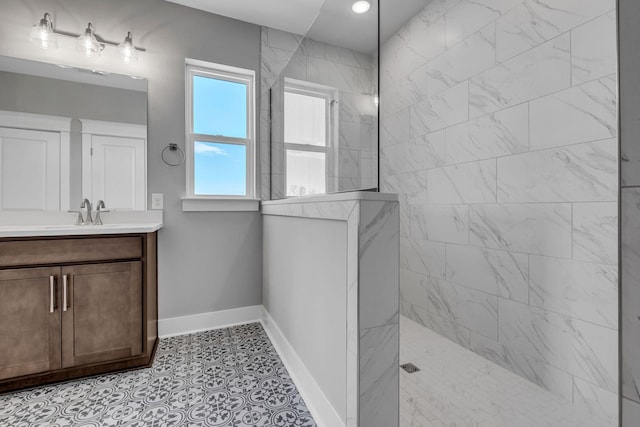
[0, 233, 157, 393]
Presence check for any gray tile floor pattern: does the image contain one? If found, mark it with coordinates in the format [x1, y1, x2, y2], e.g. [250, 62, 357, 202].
[0, 323, 317, 427]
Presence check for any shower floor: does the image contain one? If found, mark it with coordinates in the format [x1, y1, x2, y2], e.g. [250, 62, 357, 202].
[400, 316, 615, 427]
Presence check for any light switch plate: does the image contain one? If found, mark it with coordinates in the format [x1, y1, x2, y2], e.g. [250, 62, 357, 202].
[151, 193, 164, 210]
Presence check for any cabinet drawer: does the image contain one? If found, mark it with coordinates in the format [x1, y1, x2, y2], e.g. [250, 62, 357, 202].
[0, 237, 142, 267]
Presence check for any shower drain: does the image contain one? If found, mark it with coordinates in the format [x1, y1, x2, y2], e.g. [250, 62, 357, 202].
[400, 363, 420, 373]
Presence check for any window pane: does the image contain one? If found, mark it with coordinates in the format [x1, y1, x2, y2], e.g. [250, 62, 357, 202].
[284, 91, 326, 146]
[286, 150, 326, 197]
[194, 141, 246, 196]
[193, 75, 247, 138]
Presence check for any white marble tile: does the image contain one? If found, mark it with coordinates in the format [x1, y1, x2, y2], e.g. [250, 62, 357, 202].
[380, 108, 410, 147]
[359, 324, 400, 427]
[445, 103, 529, 165]
[264, 27, 303, 52]
[573, 202, 618, 266]
[499, 298, 618, 392]
[470, 35, 570, 117]
[530, 76, 617, 150]
[399, 170, 428, 205]
[573, 377, 619, 426]
[359, 201, 400, 330]
[444, 0, 523, 48]
[428, 23, 496, 96]
[529, 255, 618, 328]
[261, 46, 307, 88]
[623, 397, 640, 427]
[383, 73, 425, 116]
[407, 14, 447, 67]
[497, 139, 618, 203]
[427, 277, 499, 340]
[307, 57, 370, 94]
[424, 204, 470, 245]
[427, 159, 497, 204]
[496, 0, 614, 62]
[401, 316, 616, 427]
[410, 81, 469, 137]
[468, 330, 574, 401]
[402, 299, 472, 347]
[338, 149, 360, 179]
[299, 201, 357, 221]
[401, 237, 446, 278]
[400, 269, 429, 307]
[446, 244, 528, 302]
[397, 131, 447, 173]
[622, 188, 640, 402]
[470, 203, 572, 257]
[572, 11, 617, 85]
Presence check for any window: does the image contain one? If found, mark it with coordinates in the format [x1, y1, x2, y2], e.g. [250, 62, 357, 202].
[185, 59, 256, 204]
[284, 79, 336, 197]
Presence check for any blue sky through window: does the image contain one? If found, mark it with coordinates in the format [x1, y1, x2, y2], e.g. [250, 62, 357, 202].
[194, 142, 246, 196]
[193, 75, 247, 138]
[192, 74, 248, 195]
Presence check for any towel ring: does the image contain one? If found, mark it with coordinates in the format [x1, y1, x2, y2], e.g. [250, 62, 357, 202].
[161, 143, 185, 166]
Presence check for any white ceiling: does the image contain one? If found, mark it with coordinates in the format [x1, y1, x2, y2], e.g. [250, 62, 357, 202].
[165, 0, 431, 53]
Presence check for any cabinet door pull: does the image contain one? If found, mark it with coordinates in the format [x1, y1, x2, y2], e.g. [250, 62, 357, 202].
[63, 275, 68, 312]
[49, 275, 55, 313]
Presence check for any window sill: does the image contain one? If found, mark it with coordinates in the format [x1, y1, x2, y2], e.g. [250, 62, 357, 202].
[181, 197, 261, 212]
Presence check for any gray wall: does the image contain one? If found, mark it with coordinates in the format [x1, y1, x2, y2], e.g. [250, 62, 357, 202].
[0, 0, 263, 320]
[620, 0, 640, 424]
[380, 0, 618, 424]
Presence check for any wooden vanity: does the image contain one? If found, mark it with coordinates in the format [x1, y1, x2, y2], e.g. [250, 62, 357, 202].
[0, 232, 158, 393]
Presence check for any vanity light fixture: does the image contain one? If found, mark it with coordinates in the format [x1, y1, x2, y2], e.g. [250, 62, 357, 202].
[118, 32, 138, 64]
[30, 13, 58, 49]
[77, 23, 103, 57]
[352, 1, 371, 14]
[29, 12, 145, 64]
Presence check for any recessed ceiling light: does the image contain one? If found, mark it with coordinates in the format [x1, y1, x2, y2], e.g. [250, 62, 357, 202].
[352, 1, 371, 14]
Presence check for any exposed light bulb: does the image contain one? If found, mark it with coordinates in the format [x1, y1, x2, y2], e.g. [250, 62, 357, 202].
[374, 94, 379, 107]
[352, 1, 371, 14]
[76, 23, 102, 57]
[118, 31, 139, 64]
[29, 13, 58, 49]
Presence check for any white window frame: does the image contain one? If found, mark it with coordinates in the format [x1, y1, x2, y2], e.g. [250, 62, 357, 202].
[283, 78, 338, 197]
[183, 59, 258, 211]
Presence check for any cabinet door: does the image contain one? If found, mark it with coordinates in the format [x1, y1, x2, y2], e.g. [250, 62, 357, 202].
[0, 127, 61, 211]
[61, 262, 142, 368]
[82, 132, 146, 210]
[0, 267, 61, 380]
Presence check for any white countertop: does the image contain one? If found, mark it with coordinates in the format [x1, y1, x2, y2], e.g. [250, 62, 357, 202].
[0, 210, 163, 238]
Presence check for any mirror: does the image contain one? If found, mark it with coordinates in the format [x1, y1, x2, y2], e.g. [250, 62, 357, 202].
[0, 55, 147, 211]
[262, 0, 379, 200]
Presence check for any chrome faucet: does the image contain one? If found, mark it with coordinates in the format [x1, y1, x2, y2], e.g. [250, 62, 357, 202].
[80, 199, 93, 225]
[93, 200, 110, 225]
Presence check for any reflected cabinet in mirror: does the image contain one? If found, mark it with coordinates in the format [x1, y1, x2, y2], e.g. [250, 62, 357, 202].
[0, 56, 147, 211]
[263, 0, 379, 200]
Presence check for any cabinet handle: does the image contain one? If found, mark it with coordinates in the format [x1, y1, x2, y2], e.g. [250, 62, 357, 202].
[63, 275, 68, 312]
[49, 275, 55, 313]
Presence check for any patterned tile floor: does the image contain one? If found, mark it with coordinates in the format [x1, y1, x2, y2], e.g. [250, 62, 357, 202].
[400, 316, 616, 427]
[0, 323, 317, 427]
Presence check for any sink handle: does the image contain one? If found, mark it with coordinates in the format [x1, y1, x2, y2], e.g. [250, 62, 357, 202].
[68, 210, 84, 226]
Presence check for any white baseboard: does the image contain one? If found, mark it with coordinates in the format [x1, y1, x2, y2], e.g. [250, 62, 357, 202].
[260, 307, 344, 427]
[158, 305, 262, 338]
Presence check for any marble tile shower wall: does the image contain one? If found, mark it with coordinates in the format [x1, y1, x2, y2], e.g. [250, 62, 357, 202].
[260, 28, 378, 200]
[380, 0, 618, 422]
